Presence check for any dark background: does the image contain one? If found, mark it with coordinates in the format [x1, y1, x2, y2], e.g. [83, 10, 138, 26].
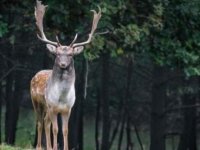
[0, 0, 200, 150]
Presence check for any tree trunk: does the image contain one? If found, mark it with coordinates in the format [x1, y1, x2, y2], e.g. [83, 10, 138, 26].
[5, 46, 15, 144]
[101, 52, 111, 150]
[133, 123, 144, 150]
[69, 58, 88, 150]
[69, 103, 79, 149]
[125, 58, 133, 150]
[126, 115, 133, 150]
[95, 88, 101, 150]
[117, 57, 134, 150]
[5, 78, 14, 144]
[117, 113, 125, 150]
[78, 59, 88, 150]
[0, 81, 2, 143]
[177, 77, 197, 150]
[150, 66, 166, 150]
[9, 70, 23, 144]
[0, 44, 5, 143]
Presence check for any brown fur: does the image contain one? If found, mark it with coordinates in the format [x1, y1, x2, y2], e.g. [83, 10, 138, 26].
[31, 70, 52, 104]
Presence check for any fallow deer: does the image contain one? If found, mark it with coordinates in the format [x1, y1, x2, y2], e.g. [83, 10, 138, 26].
[30, 1, 101, 150]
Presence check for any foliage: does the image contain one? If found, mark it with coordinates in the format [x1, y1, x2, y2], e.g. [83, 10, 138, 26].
[0, 0, 199, 75]
[0, 15, 8, 37]
[148, 1, 200, 76]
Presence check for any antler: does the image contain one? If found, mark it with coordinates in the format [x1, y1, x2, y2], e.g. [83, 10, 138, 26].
[69, 34, 78, 47]
[71, 6, 102, 48]
[35, 0, 57, 45]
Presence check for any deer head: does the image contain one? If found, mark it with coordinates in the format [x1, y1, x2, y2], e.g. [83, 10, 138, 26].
[35, 0, 101, 69]
[46, 44, 84, 69]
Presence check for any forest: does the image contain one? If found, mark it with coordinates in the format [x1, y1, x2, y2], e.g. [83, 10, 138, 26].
[0, 0, 200, 150]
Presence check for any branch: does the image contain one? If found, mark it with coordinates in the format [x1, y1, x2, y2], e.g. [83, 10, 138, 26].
[133, 123, 144, 150]
[0, 64, 18, 82]
[83, 59, 89, 99]
[165, 104, 200, 114]
[95, 29, 110, 35]
[0, 52, 16, 64]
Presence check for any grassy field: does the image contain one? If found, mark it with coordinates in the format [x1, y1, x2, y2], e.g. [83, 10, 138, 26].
[0, 107, 181, 150]
[0, 144, 34, 150]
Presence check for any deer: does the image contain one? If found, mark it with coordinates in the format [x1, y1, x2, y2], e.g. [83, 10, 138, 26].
[30, 1, 101, 150]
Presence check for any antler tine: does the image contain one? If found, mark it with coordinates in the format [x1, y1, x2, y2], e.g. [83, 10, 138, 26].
[56, 36, 61, 46]
[72, 6, 102, 48]
[35, 0, 57, 45]
[69, 33, 78, 47]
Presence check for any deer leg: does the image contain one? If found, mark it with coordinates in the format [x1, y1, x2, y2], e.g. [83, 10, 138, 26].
[61, 109, 71, 150]
[36, 111, 44, 150]
[50, 111, 58, 150]
[44, 112, 52, 150]
[32, 100, 44, 150]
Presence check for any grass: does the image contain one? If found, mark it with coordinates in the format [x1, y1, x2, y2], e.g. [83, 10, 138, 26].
[0, 144, 20, 150]
[0, 143, 34, 150]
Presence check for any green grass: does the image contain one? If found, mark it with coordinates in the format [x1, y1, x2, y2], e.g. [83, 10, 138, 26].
[0, 144, 19, 150]
[0, 143, 34, 150]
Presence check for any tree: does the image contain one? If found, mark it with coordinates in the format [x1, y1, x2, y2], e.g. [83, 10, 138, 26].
[150, 66, 166, 150]
[178, 77, 198, 150]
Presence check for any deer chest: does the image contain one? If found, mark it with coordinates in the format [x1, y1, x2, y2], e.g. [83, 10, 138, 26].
[45, 81, 76, 108]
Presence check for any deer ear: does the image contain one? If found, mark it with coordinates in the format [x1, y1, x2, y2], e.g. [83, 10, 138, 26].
[73, 46, 84, 55]
[46, 44, 56, 54]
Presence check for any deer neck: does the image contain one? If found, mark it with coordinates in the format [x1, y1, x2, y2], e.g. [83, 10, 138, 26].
[45, 59, 76, 108]
[51, 60, 75, 82]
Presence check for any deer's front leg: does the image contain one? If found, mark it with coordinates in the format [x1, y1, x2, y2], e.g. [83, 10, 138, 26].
[44, 112, 52, 150]
[62, 109, 71, 150]
[50, 110, 58, 150]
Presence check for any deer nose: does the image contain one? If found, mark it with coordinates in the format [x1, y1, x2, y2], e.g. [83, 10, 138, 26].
[60, 63, 67, 68]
